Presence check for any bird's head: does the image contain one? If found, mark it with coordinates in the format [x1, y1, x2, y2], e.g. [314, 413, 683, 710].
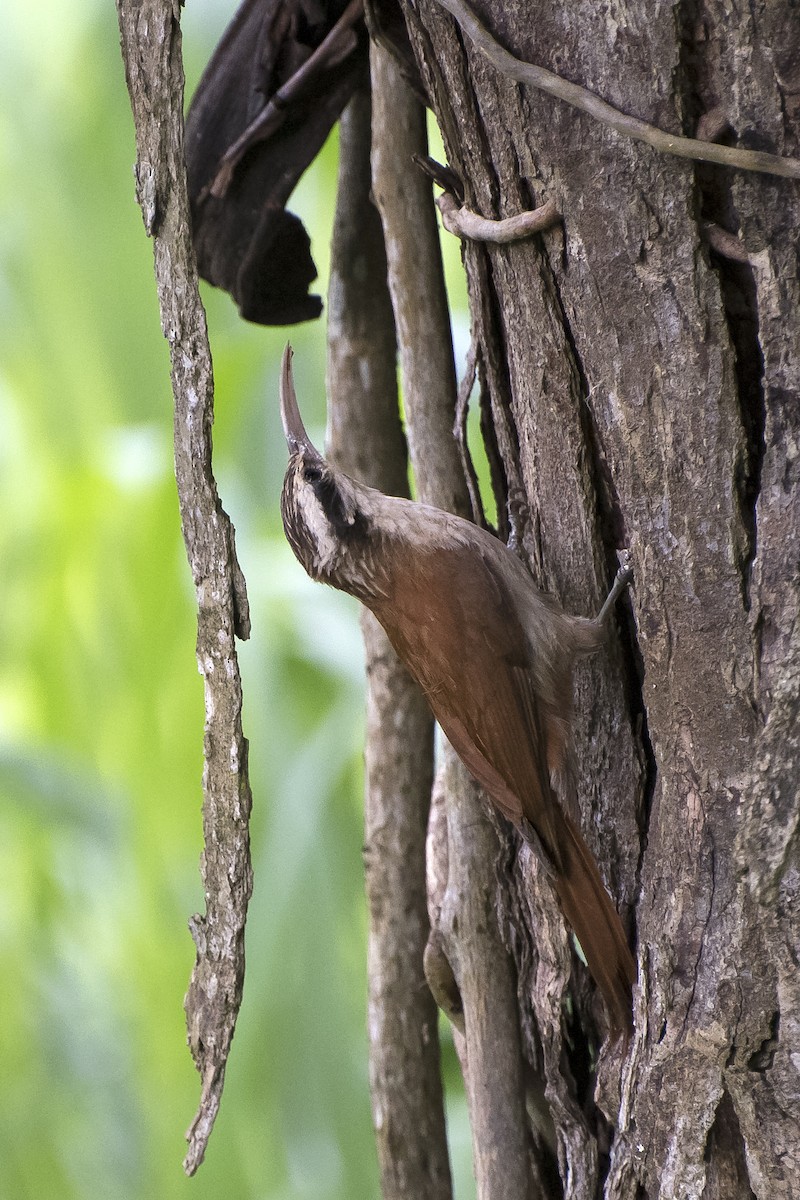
[279, 345, 369, 587]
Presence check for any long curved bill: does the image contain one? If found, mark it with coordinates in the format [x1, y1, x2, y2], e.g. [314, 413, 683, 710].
[280, 343, 318, 455]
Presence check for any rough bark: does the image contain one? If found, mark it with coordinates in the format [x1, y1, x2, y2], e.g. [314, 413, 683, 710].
[399, 1, 800, 1197]
[326, 90, 453, 1199]
[116, 0, 253, 1175]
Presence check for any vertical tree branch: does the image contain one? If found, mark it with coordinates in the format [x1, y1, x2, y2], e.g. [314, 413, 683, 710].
[327, 91, 453, 1199]
[115, 0, 253, 1175]
[369, 46, 465, 515]
[370, 43, 536, 1200]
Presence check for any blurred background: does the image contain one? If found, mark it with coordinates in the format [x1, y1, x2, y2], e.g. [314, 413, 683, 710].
[0, 1, 475, 1196]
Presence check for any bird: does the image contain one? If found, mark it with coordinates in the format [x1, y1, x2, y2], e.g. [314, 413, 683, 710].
[278, 344, 636, 1034]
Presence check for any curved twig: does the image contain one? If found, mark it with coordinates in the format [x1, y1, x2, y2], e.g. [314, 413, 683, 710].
[437, 192, 561, 242]
[701, 220, 753, 263]
[433, 0, 800, 180]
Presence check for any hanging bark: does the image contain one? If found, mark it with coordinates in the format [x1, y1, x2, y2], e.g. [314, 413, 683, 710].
[397, 1, 800, 1196]
[116, 0, 253, 1175]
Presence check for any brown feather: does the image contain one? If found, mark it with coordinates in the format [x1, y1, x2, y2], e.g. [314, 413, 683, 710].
[552, 811, 636, 1034]
[370, 535, 635, 1033]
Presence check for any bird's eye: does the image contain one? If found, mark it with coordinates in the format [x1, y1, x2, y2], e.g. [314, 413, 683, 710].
[303, 463, 322, 484]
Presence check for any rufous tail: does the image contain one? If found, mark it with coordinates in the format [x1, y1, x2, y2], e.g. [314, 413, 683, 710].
[553, 812, 636, 1036]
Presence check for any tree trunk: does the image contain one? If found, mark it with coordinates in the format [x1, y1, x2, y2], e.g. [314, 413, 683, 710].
[397, 2, 800, 1197]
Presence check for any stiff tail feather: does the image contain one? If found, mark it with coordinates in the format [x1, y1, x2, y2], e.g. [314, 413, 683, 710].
[553, 812, 636, 1036]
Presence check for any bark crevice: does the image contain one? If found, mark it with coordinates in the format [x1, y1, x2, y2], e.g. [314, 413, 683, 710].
[712, 238, 766, 607]
[745, 1009, 780, 1072]
[701, 1088, 757, 1200]
[699, 192, 766, 610]
[675, 0, 767, 609]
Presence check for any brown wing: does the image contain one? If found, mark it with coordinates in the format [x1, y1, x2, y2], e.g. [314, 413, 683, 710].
[370, 539, 563, 861]
[370, 537, 635, 1033]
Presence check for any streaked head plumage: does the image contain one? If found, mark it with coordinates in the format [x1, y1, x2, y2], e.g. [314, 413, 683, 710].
[279, 344, 366, 582]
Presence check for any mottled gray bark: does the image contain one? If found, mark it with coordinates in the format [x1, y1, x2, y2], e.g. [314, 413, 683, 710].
[116, 0, 253, 1175]
[400, 1, 800, 1197]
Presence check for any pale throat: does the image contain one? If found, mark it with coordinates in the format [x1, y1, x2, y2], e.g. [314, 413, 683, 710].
[296, 488, 343, 578]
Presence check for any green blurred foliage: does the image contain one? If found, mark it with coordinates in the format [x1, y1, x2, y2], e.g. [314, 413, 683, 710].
[0, 1, 477, 1196]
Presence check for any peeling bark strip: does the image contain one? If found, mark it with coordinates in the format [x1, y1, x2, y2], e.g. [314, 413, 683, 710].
[326, 91, 452, 1199]
[115, 0, 253, 1175]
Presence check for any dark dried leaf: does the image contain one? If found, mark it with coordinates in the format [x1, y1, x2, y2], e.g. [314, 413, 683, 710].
[185, 0, 369, 324]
